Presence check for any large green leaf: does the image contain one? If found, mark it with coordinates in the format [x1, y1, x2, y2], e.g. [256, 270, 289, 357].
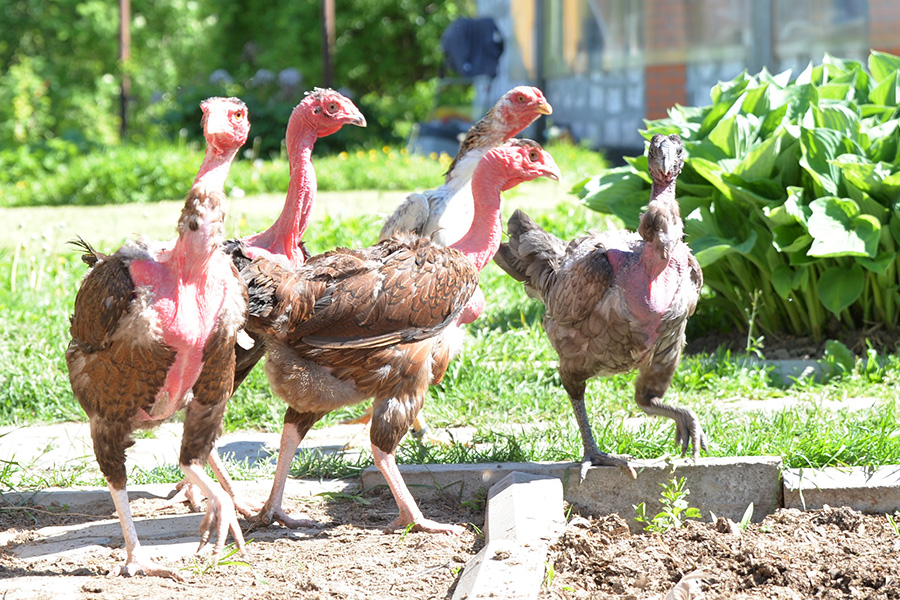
[732, 131, 782, 180]
[721, 174, 784, 207]
[869, 71, 900, 107]
[689, 230, 758, 268]
[829, 154, 900, 205]
[863, 118, 899, 163]
[813, 103, 860, 139]
[771, 263, 810, 298]
[772, 225, 812, 253]
[771, 264, 794, 298]
[858, 251, 897, 275]
[799, 128, 847, 196]
[708, 114, 760, 157]
[578, 168, 648, 229]
[868, 51, 900, 84]
[807, 196, 881, 257]
[817, 264, 865, 315]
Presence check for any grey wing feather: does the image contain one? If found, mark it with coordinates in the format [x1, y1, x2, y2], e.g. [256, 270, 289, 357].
[378, 191, 430, 241]
[494, 209, 569, 301]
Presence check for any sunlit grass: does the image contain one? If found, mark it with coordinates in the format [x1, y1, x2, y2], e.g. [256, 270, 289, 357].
[1, 182, 898, 490]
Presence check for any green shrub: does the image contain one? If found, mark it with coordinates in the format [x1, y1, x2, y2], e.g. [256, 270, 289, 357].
[574, 51, 900, 340]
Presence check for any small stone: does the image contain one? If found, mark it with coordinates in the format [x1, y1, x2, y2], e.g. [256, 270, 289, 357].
[715, 516, 742, 535]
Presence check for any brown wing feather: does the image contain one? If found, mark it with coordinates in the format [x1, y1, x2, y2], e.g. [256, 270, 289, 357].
[289, 238, 478, 348]
[68, 254, 136, 354]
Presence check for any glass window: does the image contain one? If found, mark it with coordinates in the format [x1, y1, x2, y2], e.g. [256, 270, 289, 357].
[543, 0, 643, 77]
[773, 0, 868, 65]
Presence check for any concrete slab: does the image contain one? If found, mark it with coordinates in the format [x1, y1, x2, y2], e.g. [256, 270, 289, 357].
[0, 478, 353, 565]
[362, 456, 783, 530]
[783, 465, 900, 513]
[452, 471, 564, 600]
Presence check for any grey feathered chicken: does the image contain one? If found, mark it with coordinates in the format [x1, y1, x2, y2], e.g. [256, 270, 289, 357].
[494, 133, 706, 480]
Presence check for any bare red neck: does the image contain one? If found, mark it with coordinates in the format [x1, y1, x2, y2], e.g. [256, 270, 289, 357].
[169, 139, 242, 273]
[451, 160, 505, 271]
[192, 140, 242, 195]
[242, 127, 317, 266]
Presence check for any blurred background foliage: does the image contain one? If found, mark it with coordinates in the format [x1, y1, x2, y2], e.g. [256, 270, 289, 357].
[0, 0, 474, 155]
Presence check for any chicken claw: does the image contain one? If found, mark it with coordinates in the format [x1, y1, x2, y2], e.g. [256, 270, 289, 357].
[580, 450, 637, 482]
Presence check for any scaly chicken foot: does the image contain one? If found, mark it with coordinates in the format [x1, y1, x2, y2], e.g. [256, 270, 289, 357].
[640, 400, 708, 460]
[114, 552, 186, 582]
[568, 391, 637, 481]
[181, 464, 245, 565]
[247, 422, 318, 531]
[108, 485, 186, 582]
[166, 450, 263, 518]
[373, 444, 464, 536]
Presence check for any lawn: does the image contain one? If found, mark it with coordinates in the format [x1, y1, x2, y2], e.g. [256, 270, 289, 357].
[0, 161, 898, 490]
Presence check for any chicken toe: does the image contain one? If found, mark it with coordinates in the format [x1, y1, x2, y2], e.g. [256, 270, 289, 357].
[181, 464, 245, 565]
[581, 450, 637, 482]
[114, 554, 186, 582]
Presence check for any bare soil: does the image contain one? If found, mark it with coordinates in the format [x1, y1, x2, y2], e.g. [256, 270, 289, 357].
[541, 506, 900, 599]
[0, 488, 483, 600]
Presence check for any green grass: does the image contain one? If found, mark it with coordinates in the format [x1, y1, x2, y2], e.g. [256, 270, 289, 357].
[1, 167, 899, 489]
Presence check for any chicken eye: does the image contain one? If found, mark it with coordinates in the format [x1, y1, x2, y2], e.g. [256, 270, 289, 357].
[327, 102, 338, 112]
[233, 110, 244, 121]
[517, 95, 526, 103]
[528, 150, 539, 161]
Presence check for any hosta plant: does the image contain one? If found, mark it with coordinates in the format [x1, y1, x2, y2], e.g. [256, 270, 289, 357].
[574, 51, 900, 341]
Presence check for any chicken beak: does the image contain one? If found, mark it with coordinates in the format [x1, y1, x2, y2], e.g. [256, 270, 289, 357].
[536, 100, 553, 116]
[204, 110, 230, 137]
[347, 109, 367, 128]
[543, 159, 562, 182]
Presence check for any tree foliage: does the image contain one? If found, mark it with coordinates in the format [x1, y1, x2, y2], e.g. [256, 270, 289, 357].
[0, 0, 473, 154]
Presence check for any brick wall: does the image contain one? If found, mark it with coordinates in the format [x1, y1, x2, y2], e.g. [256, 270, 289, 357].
[644, 64, 688, 120]
[643, 0, 688, 120]
[869, 0, 900, 55]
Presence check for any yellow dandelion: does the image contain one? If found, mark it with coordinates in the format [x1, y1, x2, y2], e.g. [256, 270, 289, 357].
[339, 151, 349, 160]
[400, 148, 409, 156]
[356, 150, 365, 158]
[16, 180, 27, 189]
[429, 152, 438, 160]
[382, 145, 391, 154]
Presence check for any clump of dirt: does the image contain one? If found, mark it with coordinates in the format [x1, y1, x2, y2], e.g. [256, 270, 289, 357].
[0, 488, 483, 600]
[541, 506, 900, 599]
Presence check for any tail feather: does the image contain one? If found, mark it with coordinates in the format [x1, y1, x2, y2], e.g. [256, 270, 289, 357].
[68, 236, 106, 267]
[494, 209, 566, 301]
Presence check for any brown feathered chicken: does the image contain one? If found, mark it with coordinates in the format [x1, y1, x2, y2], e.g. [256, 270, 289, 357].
[350, 86, 551, 437]
[243, 140, 560, 532]
[494, 133, 706, 480]
[165, 89, 366, 516]
[66, 97, 250, 579]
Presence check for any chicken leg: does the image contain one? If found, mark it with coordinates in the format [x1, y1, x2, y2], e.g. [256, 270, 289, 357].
[563, 376, 637, 481]
[251, 408, 323, 529]
[634, 358, 708, 459]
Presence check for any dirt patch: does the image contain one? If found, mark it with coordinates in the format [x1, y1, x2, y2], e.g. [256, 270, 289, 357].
[541, 506, 900, 599]
[0, 488, 483, 600]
